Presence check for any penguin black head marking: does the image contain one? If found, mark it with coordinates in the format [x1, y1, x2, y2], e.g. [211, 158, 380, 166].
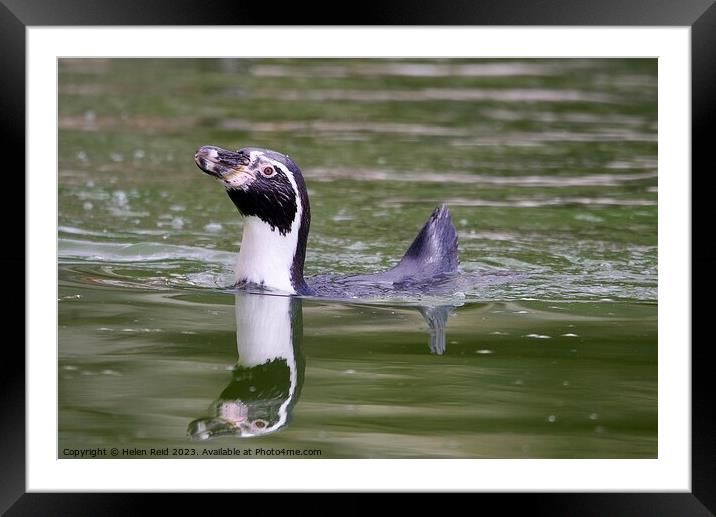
[194, 145, 312, 294]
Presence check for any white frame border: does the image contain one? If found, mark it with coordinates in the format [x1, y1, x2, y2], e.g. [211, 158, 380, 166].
[29, 27, 690, 492]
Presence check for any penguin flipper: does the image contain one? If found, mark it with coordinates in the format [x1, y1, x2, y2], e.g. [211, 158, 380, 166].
[388, 204, 459, 281]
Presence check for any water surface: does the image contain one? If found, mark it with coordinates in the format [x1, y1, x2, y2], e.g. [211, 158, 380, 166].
[59, 58, 657, 458]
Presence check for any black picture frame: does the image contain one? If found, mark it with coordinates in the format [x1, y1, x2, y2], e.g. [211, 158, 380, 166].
[3, 0, 713, 513]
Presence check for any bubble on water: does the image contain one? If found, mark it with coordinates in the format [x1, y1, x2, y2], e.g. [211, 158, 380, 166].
[332, 211, 353, 222]
[112, 190, 128, 206]
[562, 333, 578, 337]
[63, 365, 78, 371]
[347, 241, 366, 250]
[476, 349, 494, 354]
[546, 415, 557, 423]
[169, 204, 185, 212]
[562, 380, 570, 386]
[589, 413, 599, 420]
[110, 152, 124, 163]
[342, 369, 357, 375]
[490, 331, 509, 335]
[83, 201, 93, 211]
[101, 369, 120, 376]
[133, 149, 145, 160]
[204, 223, 223, 233]
[249, 385, 257, 392]
[171, 217, 184, 229]
[514, 310, 529, 314]
[525, 334, 551, 339]
[84, 110, 96, 122]
[77, 150, 88, 162]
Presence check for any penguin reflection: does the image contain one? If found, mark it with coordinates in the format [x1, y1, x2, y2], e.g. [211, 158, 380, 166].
[188, 291, 455, 440]
[188, 292, 304, 439]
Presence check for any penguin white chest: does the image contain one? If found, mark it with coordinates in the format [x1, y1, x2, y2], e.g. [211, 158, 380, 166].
[234, 216, 300, 294]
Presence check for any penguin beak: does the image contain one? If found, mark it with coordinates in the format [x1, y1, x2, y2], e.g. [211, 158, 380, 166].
[194, 145, 255, 188]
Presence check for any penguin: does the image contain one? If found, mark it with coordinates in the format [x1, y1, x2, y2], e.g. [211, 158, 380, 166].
[194, 145, 459, 297]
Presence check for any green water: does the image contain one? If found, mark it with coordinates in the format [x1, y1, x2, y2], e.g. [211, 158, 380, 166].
[58, 58, 657, 458]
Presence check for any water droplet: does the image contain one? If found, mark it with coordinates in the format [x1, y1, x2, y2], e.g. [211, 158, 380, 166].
[547, 415, 557, 423]
[204, 223, 223, 233]
[112, 190, 128, 206]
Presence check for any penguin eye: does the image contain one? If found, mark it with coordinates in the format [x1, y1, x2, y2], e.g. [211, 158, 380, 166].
[262, 166, 275, 177]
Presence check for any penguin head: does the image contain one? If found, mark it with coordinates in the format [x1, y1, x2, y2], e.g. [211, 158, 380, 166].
[194, 146, 309, 237]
